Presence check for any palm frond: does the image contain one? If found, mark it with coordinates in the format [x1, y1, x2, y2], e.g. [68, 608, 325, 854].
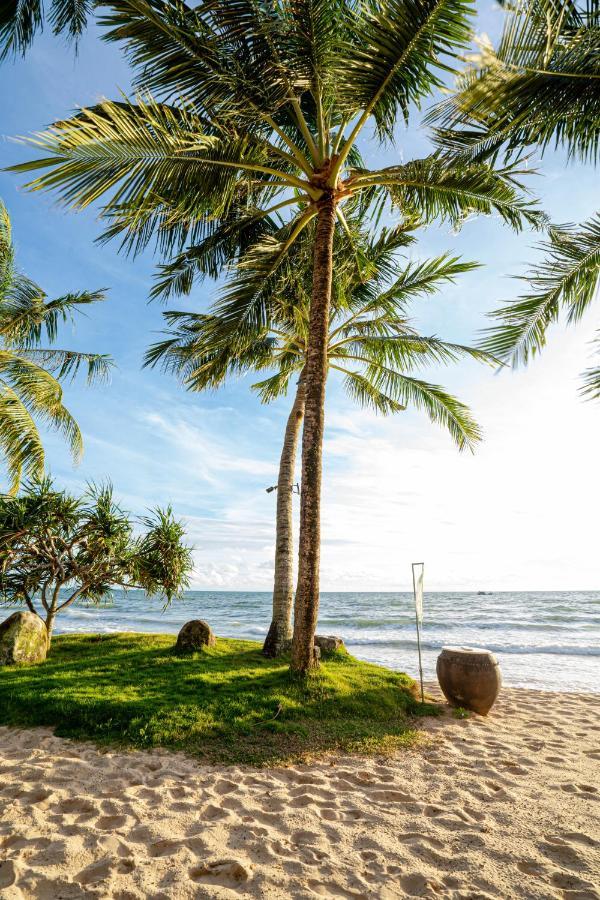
[348, 363, 481, 450]
[0, 288, 106, 346]
[481, 215, 600, 364]
[0, 385, 44, 492]
[431, 0, 600, 165]
[336, 0, 473, 142]
[353, 156, 544, 231]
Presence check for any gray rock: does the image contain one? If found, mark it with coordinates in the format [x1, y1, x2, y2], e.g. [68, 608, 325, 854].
[314, 634, 345, 653]
[176, 619, 216, 652]
[0, 612, 47, 666]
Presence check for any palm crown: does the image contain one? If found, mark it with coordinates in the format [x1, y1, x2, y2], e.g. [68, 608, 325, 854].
[147, 223, 492, 450]
[431, 0, 600, 396]
[0, 200, 111, 492]
[8, 0, 543, 671]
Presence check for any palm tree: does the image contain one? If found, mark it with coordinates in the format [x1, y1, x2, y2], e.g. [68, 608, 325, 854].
[10, 0, 542, 671]
[147, 223, 494, 656]
[431, 0, 600, 395]
[0, 0, 92, 58]
[0, 200, 111, 491]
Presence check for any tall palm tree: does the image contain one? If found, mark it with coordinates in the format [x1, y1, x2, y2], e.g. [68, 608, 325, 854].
[0, 200, 111, 491]
[10, 0, 542, 671]
[147, 224, 494, 656]
[431, 0, 600, 396]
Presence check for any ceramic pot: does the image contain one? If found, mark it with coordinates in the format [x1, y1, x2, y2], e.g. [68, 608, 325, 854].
[436, 646, 502, 715]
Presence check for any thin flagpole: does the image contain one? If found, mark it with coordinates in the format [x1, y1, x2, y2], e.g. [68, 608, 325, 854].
[412, 562, 425, 703]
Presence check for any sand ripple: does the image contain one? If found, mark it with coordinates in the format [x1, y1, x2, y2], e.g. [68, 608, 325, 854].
[0, 687, 599, 898]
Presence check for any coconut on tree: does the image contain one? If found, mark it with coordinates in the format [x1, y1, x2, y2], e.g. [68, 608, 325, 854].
[10, 0, 543, 671]
[147, 221, 495, 656]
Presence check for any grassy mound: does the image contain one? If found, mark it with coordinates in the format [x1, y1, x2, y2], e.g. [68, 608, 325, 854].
[0, 633, 436, 765]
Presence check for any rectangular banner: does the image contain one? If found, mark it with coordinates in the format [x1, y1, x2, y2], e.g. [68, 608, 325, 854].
[413, 562, 424, 625]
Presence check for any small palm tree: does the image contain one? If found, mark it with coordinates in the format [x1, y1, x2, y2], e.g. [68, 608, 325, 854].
[432, 0, 600, 395]
[0, 200, 111, 491]
[147, 224, 494, 656]
[10, 0, 542, 670]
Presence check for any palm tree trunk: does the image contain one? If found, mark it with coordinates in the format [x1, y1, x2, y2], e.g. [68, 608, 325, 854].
[263, 375, 306, 658]
[291, 195, 336, 674]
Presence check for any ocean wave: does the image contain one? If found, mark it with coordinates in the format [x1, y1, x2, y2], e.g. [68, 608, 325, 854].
[344, 637, 600, 657]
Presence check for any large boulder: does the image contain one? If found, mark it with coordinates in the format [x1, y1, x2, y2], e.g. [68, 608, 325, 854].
[175, 619, 216, 652]
[314, 634, 345, 653]
[0, 612, 47, 666]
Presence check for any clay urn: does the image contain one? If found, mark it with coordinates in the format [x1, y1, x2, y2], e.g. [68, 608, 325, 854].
[436, 646, 502, 715]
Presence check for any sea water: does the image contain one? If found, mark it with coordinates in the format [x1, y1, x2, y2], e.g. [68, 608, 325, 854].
[53, 590, 599, 693]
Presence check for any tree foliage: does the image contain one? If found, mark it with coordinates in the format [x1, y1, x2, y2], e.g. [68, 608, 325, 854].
[0, 199, 112, 492]
[0, 477, 193, 639]
[0, 0, 93, 59]
[147, 221, 495, 451]
[431, 0, 600, 393]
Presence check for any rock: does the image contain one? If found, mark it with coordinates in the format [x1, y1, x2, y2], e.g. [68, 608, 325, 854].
[175, 619, 216, 652]
[0, 612, 47, 666]
[314, 634, 345, 653]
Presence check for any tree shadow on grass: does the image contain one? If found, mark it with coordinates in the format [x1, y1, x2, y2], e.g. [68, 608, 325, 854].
[0, 632, 438, 765]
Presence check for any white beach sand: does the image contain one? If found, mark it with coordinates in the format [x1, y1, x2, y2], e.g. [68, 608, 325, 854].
[0, 686, 599, 899]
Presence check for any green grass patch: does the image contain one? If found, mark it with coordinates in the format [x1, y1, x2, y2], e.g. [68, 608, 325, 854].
[0, 633, 438, 765]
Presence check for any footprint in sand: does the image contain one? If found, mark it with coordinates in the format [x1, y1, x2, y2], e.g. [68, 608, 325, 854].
[397, 832, 444, 849]
[290, 792, 320, 808]
[400, 873, 445, 897]
[308, 879, 368, 898]
[94, 814, 133, 831]
[189, 858, 250, 885]
[57, 797, 98, 816]
[201, 802, 231, 820]
[370, 789, 415, 803]
[517, 859, 548, 877]
[0, 859, 21, 889]
[559, 782, 599, 796]
[550, 869, 600, 894]
[148, 839, 185, 858]
[76, 855, 136, 885]
[319, 806, 340, 821]
[213, 779, 238, 795]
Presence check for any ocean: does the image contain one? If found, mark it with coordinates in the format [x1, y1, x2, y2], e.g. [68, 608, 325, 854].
[51, 590, 600, 693]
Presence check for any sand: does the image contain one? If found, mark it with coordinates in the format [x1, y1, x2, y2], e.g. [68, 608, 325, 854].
[0, 686, 599, 899]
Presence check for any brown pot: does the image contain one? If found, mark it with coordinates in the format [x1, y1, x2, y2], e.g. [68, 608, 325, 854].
[436, 646, 502, 715]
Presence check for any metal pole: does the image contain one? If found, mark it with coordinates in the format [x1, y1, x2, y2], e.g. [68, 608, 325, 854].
[412, 562, 425, 703]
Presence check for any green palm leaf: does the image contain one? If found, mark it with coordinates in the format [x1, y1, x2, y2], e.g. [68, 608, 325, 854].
[481, 215, 600, 366]
[0, 199, 110, 490]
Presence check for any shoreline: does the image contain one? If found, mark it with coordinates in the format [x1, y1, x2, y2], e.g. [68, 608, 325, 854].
[1, 686, 599, 898]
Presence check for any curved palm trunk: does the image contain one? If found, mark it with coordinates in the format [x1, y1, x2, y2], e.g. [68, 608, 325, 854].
[291, 196, 336, 674]
[262, 375, 305, 658]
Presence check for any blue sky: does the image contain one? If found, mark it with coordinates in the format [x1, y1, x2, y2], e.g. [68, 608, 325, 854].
[1, 4, 599, 591]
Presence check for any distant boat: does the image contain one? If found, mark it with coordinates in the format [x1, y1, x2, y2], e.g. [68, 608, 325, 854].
[477, 591, 492, 595]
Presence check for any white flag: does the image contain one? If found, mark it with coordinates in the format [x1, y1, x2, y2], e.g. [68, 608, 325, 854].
[412, 562, 424, 625]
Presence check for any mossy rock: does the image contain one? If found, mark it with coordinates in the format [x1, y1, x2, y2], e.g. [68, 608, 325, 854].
[175, 619, 216, 652]
[0, 612, 48, 666]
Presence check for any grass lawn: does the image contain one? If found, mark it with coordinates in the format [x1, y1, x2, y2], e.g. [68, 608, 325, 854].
[0, 633, 437, 765]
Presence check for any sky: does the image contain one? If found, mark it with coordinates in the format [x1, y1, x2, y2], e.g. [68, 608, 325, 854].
[0, 3, 598, 592]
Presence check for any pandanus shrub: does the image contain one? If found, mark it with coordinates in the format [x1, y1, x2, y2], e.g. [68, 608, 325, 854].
[0, 478, 193, 641]
[10, 0, 542, 670]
